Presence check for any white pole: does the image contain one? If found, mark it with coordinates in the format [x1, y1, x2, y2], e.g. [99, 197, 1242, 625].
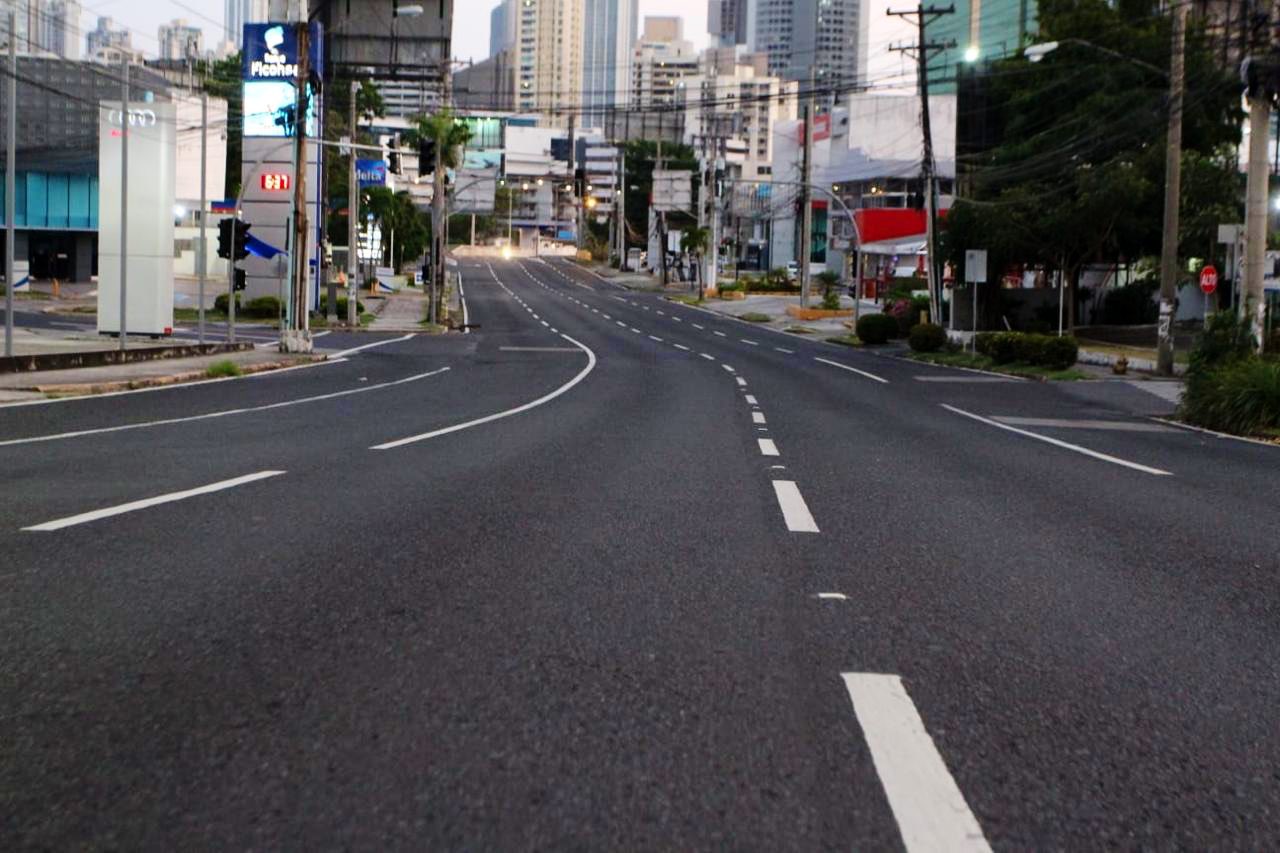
[119, 56, 129, 352]
[1057, 268, 1065, 336]
[198, 91, 208, 345]
[4, 12, 14, 358]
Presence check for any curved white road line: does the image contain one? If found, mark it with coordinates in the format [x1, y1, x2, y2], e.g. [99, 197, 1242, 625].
[371, 331, 597, 450]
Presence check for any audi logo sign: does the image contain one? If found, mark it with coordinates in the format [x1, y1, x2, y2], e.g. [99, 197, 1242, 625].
[106, 108, 158, 128]
[261, 173, 292, 191]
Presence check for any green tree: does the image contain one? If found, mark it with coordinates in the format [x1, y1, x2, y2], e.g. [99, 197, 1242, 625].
[200, 53, 244, 199]
[942, 0, 1244, 328]
[681, 226, 710, 298]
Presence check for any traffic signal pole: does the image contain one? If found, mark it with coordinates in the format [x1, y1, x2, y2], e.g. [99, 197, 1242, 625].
[348, 80, 358, 327]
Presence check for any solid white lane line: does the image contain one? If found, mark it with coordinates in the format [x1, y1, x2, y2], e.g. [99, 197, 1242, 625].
[23, 471, 287, 532]
[771, 480, 818, 533]
[722, 364, 736, 373]
[372, 333, 597, 450]
[740, 339, 759, 346]
[941, 404, 1173, 476]
[993, 416, 1177, 433]
[736, 377, 747, 387]
[841, 673, 992, 853]
[700, 353, 716, 361]
[329, 333, 416, 359]
[500, 347, 579, 352]
[0, 368, 451, 447]
[745, 394, 759, 405]
[814, 357, 889, 385]
[758, 438, 779, 456]
[674, 344, 691, 351]
[775, 347, 795, 354]
[753, 412, 767, 424]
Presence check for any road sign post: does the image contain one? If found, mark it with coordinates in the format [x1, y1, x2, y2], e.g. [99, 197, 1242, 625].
[965, 249, 988, 352]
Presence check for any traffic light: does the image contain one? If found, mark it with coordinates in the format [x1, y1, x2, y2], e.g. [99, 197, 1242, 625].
[216, 218, 234, 259]
[573, 167, 585, 197]
[419, 138, 436, 173]
[233, 269, 247, 292]
[388, 133, 402, 175]
[233, 219, 251, 261]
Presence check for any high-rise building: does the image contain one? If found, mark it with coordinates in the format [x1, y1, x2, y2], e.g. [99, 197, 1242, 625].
[707, 0, 747, 47]
[225, 0, 269, 49]
[86, 16, 131, 58]
[490, 0, 516, 57]
[752, 0, 864, 86]
[619, 20, 698, 141]
[581, 0, 636, 127]
[43, 0, 81, 60]
[641, 15, 682, 43]
[158, 19, 204, 62]
[925, 0, 1035, 93]
[512, 0, 584, 121]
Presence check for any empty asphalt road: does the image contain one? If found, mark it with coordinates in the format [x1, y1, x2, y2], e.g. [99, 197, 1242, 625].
[2, 257, 1278, 849]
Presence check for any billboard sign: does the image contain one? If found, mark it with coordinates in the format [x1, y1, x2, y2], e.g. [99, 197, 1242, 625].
[356, 159, 388, 187]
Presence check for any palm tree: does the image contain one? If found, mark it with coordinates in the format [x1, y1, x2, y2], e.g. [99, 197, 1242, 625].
[411, 111, 472, 322]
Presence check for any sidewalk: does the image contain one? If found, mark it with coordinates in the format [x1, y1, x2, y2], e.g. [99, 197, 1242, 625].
[693, 292, 881, 337]
[368, 290, 427, 332]
[0, 349, 321, 402]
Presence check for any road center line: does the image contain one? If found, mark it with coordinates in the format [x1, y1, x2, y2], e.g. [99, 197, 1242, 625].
[23, 470, 287, 532]
[771, 480, 818, 532]
[372, 333, 597, 450]
[714, 331, 727, 337]
[941, 405, 1173, 476]
[775, 347, 795, 354]
[329, 333, 416, 359]
[841, 673, 992, 852]
[753, 412, 767, 424]
[648, 335, 664, 342]
[814, 357, 889, 384]
[740, 339, 759, 346]
[758, 438, 779, 456]
[736, 377, 747, 387]
[674, 344, 691, 351]
[744, 394, 758, 405]
[692, 323, 705, 329]
[700, 353, 716, 361]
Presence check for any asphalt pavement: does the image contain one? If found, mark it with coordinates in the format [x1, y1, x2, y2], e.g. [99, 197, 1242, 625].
[2, 257, 1278, 849]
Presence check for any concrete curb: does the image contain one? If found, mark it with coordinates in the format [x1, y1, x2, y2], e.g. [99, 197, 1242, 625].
[21, 356, 326, 397]
[0, 341, 255, 375]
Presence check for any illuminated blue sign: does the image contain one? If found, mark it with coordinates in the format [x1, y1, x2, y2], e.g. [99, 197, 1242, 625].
[356, 159, 388, 187]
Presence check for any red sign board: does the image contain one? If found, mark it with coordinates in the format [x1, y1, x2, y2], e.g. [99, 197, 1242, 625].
[260, 173, 292, 191]
[1199, 265, 1218, 294]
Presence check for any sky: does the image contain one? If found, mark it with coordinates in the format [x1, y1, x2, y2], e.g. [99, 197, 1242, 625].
[79, 0, 708, 62]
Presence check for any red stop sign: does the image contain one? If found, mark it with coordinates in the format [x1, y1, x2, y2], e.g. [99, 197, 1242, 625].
[1200, 265, 1218, 294]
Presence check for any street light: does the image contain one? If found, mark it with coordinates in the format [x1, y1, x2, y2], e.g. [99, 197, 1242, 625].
[963, 45, 980, 63]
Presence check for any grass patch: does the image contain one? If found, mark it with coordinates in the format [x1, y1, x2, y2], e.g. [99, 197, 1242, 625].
[826, 334, 863, 348]
[205, 359, 243, 378]
[417, 321, 448, 333]
[668, 294, 705, 306]
[909, 350, 1090, 381]
[740, 312, 772, 323]
[174, 309, 231, 324]
[785, 326, 816, 335]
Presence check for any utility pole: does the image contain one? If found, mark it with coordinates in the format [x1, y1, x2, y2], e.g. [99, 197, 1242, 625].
[348, 81, 359, 327]
[1156, 0, 1187, 375]
[119, 55, 129, 352]
[889, 4, 955, 325]
[618, 147, 626, 266]
[430, 63, 452, 325]
[657, 133, 669, 286]
[283, 19, 312, 352]
[198, 91, 208, 344]
[1244, 75, 1270, 352]
[4, 11, 15, 358]
[568, 112, 580, 250]
[799, 70, 815, 308]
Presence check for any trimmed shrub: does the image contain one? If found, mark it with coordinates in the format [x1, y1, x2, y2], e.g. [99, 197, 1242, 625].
[856, 313, 898, 345]
[987, 332, 1022, 364]
[908, 322, 947, 353]
[1013, 333, 1050, 365]
[241, 296, 282, 319]
[213, 293, 240, 314]
[821, 287, 841, 311]
[316, 295, 367, 317]
[1041, 335, 1079, 370]
[974, 332, 999, 357]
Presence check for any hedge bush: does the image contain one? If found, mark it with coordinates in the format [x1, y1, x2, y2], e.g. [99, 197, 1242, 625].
[316, 295, 367, 316]
[241, 296, 281, 319]
[856, 313, 899, 345]
[975, 331, 1078, 368]
[1041, 335, 1080, 370]
[213, 293, 239, 314]
[1182, 357, 1280, 434]
[908, 322, 947, 353]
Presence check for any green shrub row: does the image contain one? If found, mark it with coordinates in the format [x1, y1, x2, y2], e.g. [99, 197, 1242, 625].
[317, 295, 367, 316]
[856, 313, 899, 345]
[975, 331, 1078, 369]
[908, 323, 947, 352]
[1181, 312, 1280, 435]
